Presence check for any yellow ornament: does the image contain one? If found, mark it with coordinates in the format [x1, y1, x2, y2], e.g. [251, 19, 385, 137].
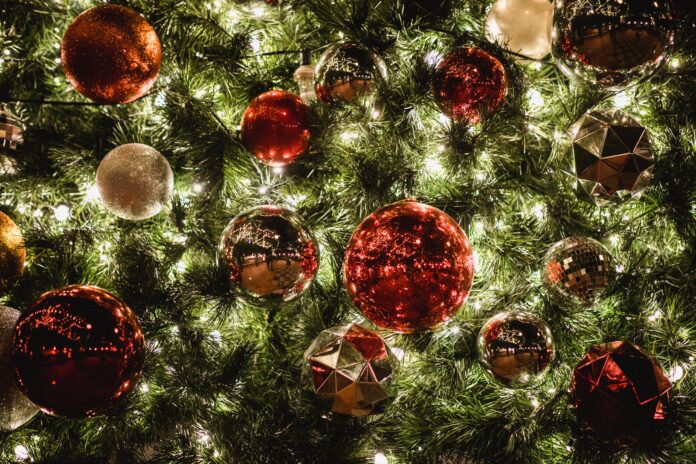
[0, 212, 24, 294]
[486, 0, 554, 61]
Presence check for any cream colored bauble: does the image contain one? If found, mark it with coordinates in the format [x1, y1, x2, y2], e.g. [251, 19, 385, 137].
[485, 0, 553, 61]
[96, 143, 174, 221]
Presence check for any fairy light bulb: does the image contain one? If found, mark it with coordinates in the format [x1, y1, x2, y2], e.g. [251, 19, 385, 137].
[293, 49, 316, 103]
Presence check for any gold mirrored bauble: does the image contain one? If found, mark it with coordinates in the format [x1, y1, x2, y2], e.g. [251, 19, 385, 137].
[485, 0, 554, 61]
[551, 0, 675, 87]
[304, 323, 397, 416]
[477, 311, 554, 387]
[218, 206, 319, 302]
[96, 143, 174, 221]
[570, 109, 654, 204]
[0, 212, 24, 295]
[0, 306, 38, 430]
[541, 237, 616, 310]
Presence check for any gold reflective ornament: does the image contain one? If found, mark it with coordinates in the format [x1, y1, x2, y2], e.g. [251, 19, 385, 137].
[0, 212, 24, 294]
[485, 0, 554, 61]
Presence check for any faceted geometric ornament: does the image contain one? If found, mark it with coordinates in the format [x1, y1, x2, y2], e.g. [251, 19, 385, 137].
[570, 341, 672, 445]
[304, 324, 397, 417]
[570, 109, 654, 204]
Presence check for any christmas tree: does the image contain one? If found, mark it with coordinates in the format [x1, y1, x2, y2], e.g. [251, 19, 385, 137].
[1, 0, 696, 463]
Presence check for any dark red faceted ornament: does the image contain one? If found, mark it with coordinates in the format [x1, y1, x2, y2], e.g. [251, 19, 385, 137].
[61, 5, 162, 104]
[12, 285, 145, 418]
[240, 90, 312, 166]
[570, 341, 672, 444]
[433, 47, 507, 124]
[343, 199, 474, 333]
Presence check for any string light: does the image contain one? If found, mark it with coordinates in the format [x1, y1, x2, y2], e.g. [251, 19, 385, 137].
[374, 452, 388, 464]
[272, 166, 283, 175]
[14, 445, 29, 460]
[192, 183, 204, 194]
[54, 204, 70, 221]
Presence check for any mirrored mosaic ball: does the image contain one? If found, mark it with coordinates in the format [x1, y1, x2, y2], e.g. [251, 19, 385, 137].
[541, 237, 616, 310]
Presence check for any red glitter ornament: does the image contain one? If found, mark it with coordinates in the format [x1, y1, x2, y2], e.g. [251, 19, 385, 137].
[570, 341, 672, 444]
[343, 199, 474, 333]
[12, 285, 145, 418]
[240, 90, 312, 166]
[433, 47, 507, 124]
[61, 5, 161, 104]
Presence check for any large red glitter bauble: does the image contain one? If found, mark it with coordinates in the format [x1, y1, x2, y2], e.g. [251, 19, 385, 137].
[570, 341, 672, 444]
[12, 285, 145, 418]
[240, 90, 312, 166]
[61, 5, 161, 104]
[433, 47, 507, 124]
[343, 199, 474, 333]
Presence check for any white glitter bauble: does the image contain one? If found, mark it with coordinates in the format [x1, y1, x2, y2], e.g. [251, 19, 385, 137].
[485, 0, 553, 61]
[96, 143, 174, 220]
[0, 306, 39, 430]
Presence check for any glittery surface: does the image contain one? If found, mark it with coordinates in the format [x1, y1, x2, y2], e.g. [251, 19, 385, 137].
[0, 212, 24, 295]
[241, 90, 312, 166]
[541, 237, 616, 310]
[433, 47, 507, 124]
[304, 323, 396, 416]
[96, 143, 174, 221]
[314, 43, 387, 104]
[61, 4, 161, 104]
[0, 306, 38, 431]
[570, 341, 672, 444]
[477, 311, 554, 386]
[570, 109, 654, 204]
[12, 285, 145, 418]
[219, 205, 319, 302]
[552, 0, 675, 87]
[0, 109, 23, 150]
[343, 199, 474, 333]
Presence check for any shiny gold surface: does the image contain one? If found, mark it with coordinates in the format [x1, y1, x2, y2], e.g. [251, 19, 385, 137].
[0, 211, 24, 295]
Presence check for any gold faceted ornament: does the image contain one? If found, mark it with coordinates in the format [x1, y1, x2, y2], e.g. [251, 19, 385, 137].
[0, 212, 25, 295]
[570, 109, 654, 204]
[305, 323, 397, 417]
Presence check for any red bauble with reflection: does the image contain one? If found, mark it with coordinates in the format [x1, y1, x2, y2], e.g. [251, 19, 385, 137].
[433, 47, 507, 124]
[570, 341, 672, 444]
[12, 285, 145, 418]
[343, 199, 474, 333]
[241, 90, 312, 166]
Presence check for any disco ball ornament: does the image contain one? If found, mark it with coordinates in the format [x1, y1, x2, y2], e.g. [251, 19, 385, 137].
[219, 205, 319, 302]
[570, 109, 654, 204]
[570, 341, 672, 444]
[541, 237, 616, 310]
[485, 0, 554, 61]
[0, 108, 23, 151]
[477, 311, 554, 387]
[552, 0, 675, 87]
[314, 43, 388, 104]
[0, 306, 39, 430]
[240, 90, 312, 166]
[304, 323, 397, 416]
[96, 143, 174, 221]
[61, 4, 161, 104]
[433, 47, 508, 124]
[343, 199, 474, 333]
[0, 212, 24, 295]
[12, 285, 145, 418]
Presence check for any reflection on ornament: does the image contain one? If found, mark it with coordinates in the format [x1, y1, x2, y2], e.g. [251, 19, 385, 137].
[0, 306, 38, 431]
[0, 212, 24, 295]
[240, 90, 312, 166]
[219, 206, 319, 302]
[485, 0, 554, 61]
[305, 323, 397, 416]
[12, 285, 145, 418]
[541, 237, 616, 310]
[61, 4, 161, 104]
[570, 109, 653, 204]
[477, 311, 554, 386]
[96, 143, 174, 221]
[552, 0, 675, 87]
[343, 199, 474, 333]
[433, 47, 507, 124]
[314, 43, 387, 104]
[0, 108, 23, 151]
[570, 341, 671, 444]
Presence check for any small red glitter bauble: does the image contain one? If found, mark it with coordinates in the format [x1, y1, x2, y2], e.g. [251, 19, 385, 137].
[343, 199, 474, 333]
[433, 47, 507, 123]
[570, 341, 672, 444]
[61, 5, 161, 104]
[240, 90, 312, 166]
[12, 285, 145, 418]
